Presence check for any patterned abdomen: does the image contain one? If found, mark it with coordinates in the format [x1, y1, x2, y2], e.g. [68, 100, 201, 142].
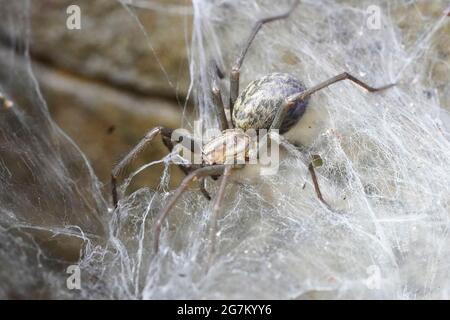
[232, 73, 309, 134]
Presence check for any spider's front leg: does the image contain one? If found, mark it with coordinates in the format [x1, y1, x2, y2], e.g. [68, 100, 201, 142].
[111, 126, 200, 208]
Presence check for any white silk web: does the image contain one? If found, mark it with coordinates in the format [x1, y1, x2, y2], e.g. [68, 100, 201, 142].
[0, 0, 449, 299]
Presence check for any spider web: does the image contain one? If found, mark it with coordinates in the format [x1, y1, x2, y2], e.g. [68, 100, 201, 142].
[0, 0, 450, 299]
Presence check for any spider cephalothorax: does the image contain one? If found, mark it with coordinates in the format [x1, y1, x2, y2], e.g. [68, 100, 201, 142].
[111, 0, 394, 258]
[202, 129, 253, 166]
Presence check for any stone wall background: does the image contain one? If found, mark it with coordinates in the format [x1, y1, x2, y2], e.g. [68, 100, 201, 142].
[0, 0, 193, 197]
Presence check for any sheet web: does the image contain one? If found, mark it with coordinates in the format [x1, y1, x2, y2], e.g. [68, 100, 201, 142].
[0, 0, 449, 299]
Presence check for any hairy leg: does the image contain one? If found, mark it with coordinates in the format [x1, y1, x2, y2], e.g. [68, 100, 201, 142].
[210, 60, 230, 130]
[111, 126, 200, 207]
[270, 72, 394, 206]
[206, 165, 232, 265]
[152, 165, 226, 254]
[271, 72, 395, 130]
[229, 0, 300, 114]
[308, 163, 330, 208]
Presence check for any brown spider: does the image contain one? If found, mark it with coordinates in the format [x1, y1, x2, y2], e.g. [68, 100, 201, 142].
[111, 0, 394, 256]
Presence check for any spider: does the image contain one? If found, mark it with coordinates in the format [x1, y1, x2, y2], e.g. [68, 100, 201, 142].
[111, 0, 394, 256]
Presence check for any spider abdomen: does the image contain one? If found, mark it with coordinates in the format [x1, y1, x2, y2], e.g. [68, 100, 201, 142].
[232, 73, 309, 134]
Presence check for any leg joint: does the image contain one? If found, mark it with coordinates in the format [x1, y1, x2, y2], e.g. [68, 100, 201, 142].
[231, 67, 240, 78]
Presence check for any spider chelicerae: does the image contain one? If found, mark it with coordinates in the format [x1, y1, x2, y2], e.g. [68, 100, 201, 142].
[111, 0, 394, 256]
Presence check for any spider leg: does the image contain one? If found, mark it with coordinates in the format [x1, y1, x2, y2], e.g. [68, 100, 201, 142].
[308, 163, 330, 209]
[161, 131, 211, 200]
[206, 165, 232, 265]
[160, 131, 201, 176]
[111, 126, 200, 208]
[152, 164, 226, 254]
[270, 72, 394, 206]
[229, 0, 300, 113]
[210, 60, 230, 130]
[199, 177, 211, 200]
[212, 83, 229, 131]
[270, 72, 395, 130]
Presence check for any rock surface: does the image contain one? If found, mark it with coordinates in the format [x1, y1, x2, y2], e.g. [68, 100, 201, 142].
[0, 0, 193, 195]
[28, 0, 191, 98]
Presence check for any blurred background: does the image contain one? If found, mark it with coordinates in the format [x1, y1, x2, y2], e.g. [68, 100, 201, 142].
[0, 0, 195, 198]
